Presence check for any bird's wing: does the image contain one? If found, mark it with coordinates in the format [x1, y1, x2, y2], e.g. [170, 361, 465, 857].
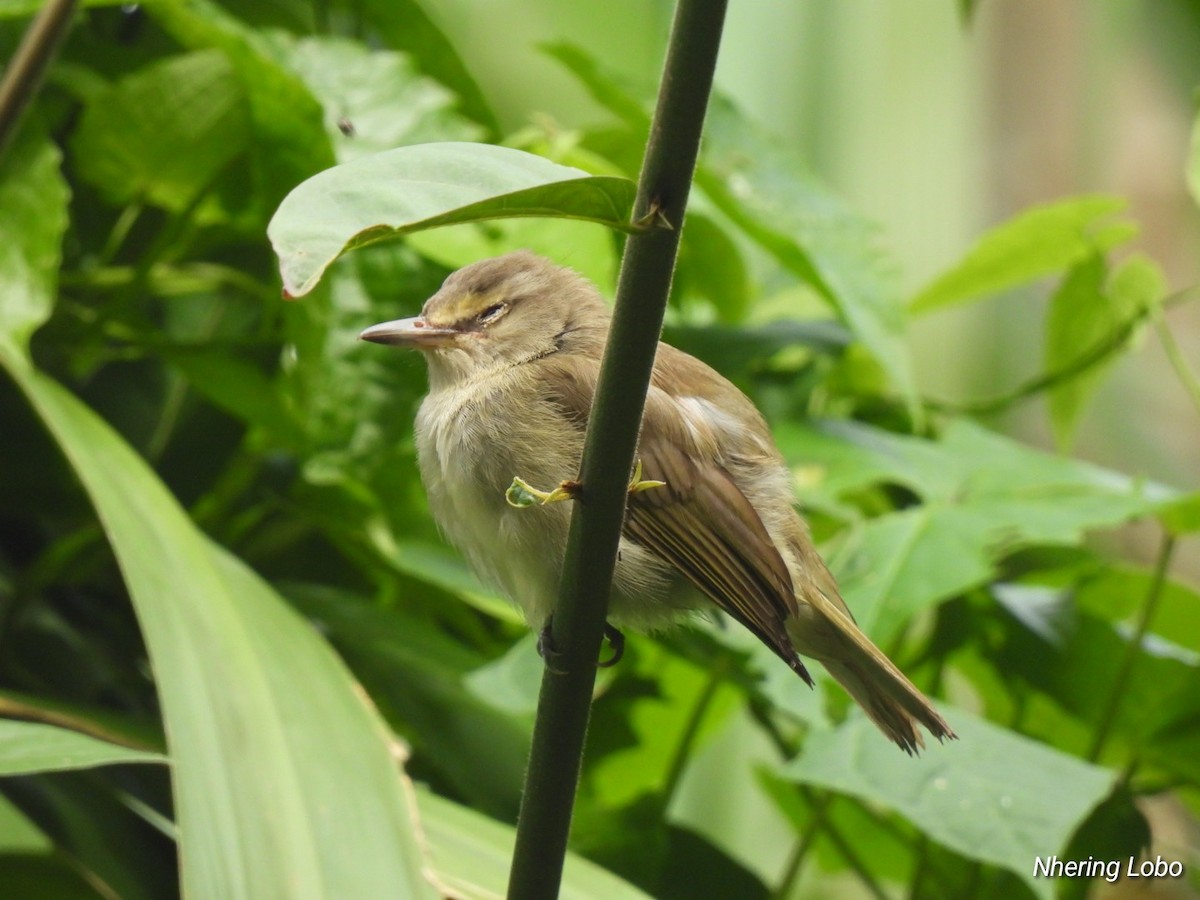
[625, 430, 812, 683]
[537, 351, 811, 682]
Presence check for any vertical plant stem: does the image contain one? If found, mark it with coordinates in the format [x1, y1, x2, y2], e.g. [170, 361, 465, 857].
[1086, 532, 1176, 762]
[506, 1, 729, 897]
[0, 0, 78, 160]
[1153, 305, 1200, 417]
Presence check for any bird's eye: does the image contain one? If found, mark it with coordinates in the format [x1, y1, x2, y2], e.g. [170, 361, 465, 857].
[477, 303, 506, 324]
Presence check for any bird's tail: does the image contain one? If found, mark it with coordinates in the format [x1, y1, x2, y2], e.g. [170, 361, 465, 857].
[787, 602, 956, 754]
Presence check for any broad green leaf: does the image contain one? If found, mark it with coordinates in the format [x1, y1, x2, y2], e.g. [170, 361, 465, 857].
[355, 0, 500, 134]
[548, 43, 921, 420]
[418, 788, 654, 900]
[71, 50, 248, 211]
[786, 711, 1116, 899]
[996, 599, 1200, 781]
[285, 583, 531, 816]
[698, 97, 919, 422]
[909, 196, 1136, 314]
[1045, 254, 1162, 450]
[147, 0, 335, 218]
[780, 419, 1170, 640]
[0, 143, 433, 894]
[268, 142, 637, 297]
[266, 33, 482, 162]
[0, 721, 164, 776]
[0, 135, 66, 351]
[0, 358, 437, 898]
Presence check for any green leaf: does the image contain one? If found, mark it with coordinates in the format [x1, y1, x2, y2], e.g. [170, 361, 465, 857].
[1045, 254, 1162, 450]
[548, 43, 920, 421]
[418, 788, 654, 899]
[667, 709, 792, 888]
[147, 0, 335, 218]
[268, 142, 637, 297]
[1157, 491, 1200, 535]
[285, 583, 531, 817]
[909, 195, 1136, 314]
[696, 96, 919, 422]
[0, 359, 438, 897]
[0, 135, 67, 351]
[786, 711, 1116, 898]
[266, 33, 482, 162]
[70, 50, 248, 211]
[674, 212, 751, 324]
[0, 721, 164, 776]
[354, 0, 500, 134]
[780, 419, 1170, 640]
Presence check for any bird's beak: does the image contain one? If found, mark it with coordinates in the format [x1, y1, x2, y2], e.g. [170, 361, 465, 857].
[359, 316, 460, 348]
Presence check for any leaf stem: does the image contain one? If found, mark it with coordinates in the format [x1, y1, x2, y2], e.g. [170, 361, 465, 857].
[1152, 303, 1200, 418]
[505, 2, 729, 897]
[1086, 532, 1176, 762]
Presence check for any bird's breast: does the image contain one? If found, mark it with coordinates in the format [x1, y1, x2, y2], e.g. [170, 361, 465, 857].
[414, 374, 581, 625]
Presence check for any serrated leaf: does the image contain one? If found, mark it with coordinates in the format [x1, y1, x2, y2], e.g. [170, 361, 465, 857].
[786, 711, 1116, 899]
[909, 195, 1136, 313]
[268, 142, 637, 296]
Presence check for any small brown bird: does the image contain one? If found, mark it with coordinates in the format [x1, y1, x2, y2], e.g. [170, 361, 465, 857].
[361, 251, 954, 753]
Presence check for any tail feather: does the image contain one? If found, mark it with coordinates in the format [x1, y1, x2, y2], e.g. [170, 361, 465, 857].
[788, 601, 956, 754]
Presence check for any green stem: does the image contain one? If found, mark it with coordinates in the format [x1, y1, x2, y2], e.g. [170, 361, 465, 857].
[771, 790, 831, 900]
[1086, 532, 1176, 762]
[1153, 304, 1200, 417]
[797, 788, 888, 900]
[0, 0, 77, 160]
[661, 651, 728, 803]
[929, 284, 1200, 418]
[505, 2, 729, 897]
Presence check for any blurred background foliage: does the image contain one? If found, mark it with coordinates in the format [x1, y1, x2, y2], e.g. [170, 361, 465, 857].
[1, 0, 1199, 897]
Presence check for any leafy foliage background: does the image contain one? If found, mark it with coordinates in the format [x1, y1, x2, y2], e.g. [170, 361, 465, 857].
[1, 1, 1199, 898]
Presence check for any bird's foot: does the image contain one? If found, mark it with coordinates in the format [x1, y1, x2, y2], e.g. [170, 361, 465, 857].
[506, 476, 581, 508]
[627, 459, 665, 496]
[536, 618, 626, 670]
[536, 621, 567, 675]
[598, 623, 625, 667]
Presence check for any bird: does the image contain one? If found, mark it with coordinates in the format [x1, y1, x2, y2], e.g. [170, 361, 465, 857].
[360, 250, 955, 753]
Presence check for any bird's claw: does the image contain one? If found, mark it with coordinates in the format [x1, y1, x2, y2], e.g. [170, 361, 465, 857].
[598, 623, 625, 667]
[536, 619, 626, 671]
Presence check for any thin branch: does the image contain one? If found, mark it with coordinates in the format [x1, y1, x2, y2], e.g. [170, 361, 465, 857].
[0, 0, 78, 160]
[1153, 303, 1200, 418]
[506, 2, 729, 897]
[1086, 532, 1176, 762]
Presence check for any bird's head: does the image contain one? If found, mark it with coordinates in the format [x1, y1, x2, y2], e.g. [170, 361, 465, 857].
[360, 250, 608, 389]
